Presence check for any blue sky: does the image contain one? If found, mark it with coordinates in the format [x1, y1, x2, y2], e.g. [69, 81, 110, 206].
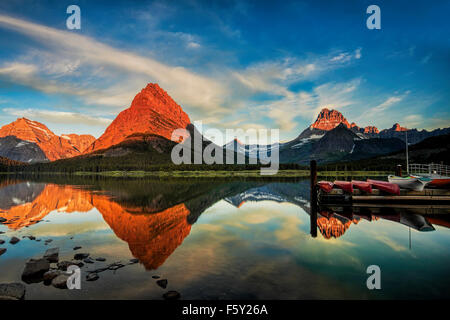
[0, 0, 449, 141]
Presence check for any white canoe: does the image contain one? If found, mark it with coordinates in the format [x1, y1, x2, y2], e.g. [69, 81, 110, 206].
[387, 175, 431, 191]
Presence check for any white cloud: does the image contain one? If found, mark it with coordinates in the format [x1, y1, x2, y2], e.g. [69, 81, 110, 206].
[3, 108, 112, 127]
[0, 14, 227, 112]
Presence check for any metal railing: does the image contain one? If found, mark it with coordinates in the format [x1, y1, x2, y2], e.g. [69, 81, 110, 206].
[409, 163, 450, 177]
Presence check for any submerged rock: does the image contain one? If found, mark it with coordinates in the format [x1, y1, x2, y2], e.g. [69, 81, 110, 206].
[43, 247, 59, 263]
[0, 283, 26, 300]
[73, 246, 82, 250]
[86, 273, 99, 281]
[95, 257, 106, 262]
[163, 291, 180, 300]
[9, 236, 20, 244]
[74, 253, 89, 260]
[0, 248, 6, 256]
[152, 275, 160, 279]
[0, 239, 5, 244]
[57, 261, 83, 271]
[108, 263, 125, 271]
[52, 274, 69, 289]
[22, 258, 50, 283]
[129, 258, 139, 264]
[156, 279, 168, 289]
[83, 257, 94, 264]
[43, 270, 62, 283]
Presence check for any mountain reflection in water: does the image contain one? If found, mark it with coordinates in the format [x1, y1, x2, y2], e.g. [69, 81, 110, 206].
[0, 177, 449, 271]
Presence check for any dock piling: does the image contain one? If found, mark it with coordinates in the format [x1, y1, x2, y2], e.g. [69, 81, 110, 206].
[310, 160, 318, 237]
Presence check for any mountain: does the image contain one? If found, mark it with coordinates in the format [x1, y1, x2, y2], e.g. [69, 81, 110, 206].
[0, 118, 95, 161]
[86, 83, 191, 153]
[378, 123, 450, 144]
[307, 124, 404, 163]
[0, 136, 48, 162]
[60, 134, 96, 153]
[227, 107, 449, 164]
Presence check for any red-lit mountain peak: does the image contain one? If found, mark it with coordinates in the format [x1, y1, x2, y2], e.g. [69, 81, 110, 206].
[310, 108, 351, 131]
[86, 83, 191, 153]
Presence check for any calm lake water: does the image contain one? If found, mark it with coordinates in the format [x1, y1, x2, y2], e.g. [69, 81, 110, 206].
[0, 176, 449, 299]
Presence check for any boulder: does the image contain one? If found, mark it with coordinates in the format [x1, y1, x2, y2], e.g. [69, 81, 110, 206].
[156, 279, 168, 289]
[9, 236, 20, 244]
[43, 247, 59, 263]
[43, 270, 62, 283]
[74, 253, 89, 260]
[22, 258, 50, 283]
[0, 283, 26, 300]
[52, 274, 69, 289]
[57, 261, 83, 271]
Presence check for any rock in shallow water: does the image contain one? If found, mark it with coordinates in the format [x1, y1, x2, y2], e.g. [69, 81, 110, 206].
[0, 248, 6, 256]
[0, 239, 5, 245]
[9, 236, 20, 244]
[57, 260, 83, 271]
[163, 291, 180, 300]
[22, 258, 50, 283]
[73, 246, 82, 250]
[43, 247, 59, 263]
[0, 283, 26, 300]
[95, 257, 106, 262]
[156, 279, 168, 289]
[52, 274, 69, 289]
[43, 270, 62, 283]
[0, 217, 7, 223]
[83, 257, 94, 264]
[74, 253, 89, 260]
[86, 273, 99, 281]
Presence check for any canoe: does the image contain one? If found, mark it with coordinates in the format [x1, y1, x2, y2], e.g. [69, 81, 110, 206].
[318, 181, 334, 193]
[352, 180, 372, 193]
[367, 179, 400, 195]
[334, 180, 353, 193]
[429, 178, 450, 187]
[388, 175, 431, 191]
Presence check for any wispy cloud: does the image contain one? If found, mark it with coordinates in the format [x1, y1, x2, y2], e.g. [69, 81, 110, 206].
[3, 108, 112, 127]
[0, 14, 228, 112]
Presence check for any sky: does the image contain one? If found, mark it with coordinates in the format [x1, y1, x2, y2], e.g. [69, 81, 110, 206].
[0, 0, 449, 142]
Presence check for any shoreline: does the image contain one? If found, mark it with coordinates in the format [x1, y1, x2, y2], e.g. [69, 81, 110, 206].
[0, 170, 391, 178]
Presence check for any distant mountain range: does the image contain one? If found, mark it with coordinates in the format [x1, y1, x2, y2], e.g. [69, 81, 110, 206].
[0, 118, 95, 161]
[226, 108, 450, 164]
[0, 83, 449, 166]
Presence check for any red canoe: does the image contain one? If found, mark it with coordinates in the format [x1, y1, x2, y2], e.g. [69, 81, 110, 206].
[367, 179, 400, 195]
[334, 180, 353, 193]
[352, 180, 372, 193]
[318, 181, 334, 193]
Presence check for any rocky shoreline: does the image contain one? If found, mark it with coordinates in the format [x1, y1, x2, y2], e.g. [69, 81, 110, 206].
[0, 216, 181, 300]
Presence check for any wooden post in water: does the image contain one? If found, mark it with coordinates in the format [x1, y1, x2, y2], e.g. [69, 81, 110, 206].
[395, 165, 402, 177]
[310, 160, 318, 238]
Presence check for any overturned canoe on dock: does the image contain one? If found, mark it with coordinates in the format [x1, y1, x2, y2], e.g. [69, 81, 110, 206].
[352, 180, 372, 193]
[367, 179, 400, 195]
[318, 181, 334, 193]
[334, 181, 353, 193]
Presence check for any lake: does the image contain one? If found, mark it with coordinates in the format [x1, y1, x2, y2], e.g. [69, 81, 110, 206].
[0, 176, 449, 299]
